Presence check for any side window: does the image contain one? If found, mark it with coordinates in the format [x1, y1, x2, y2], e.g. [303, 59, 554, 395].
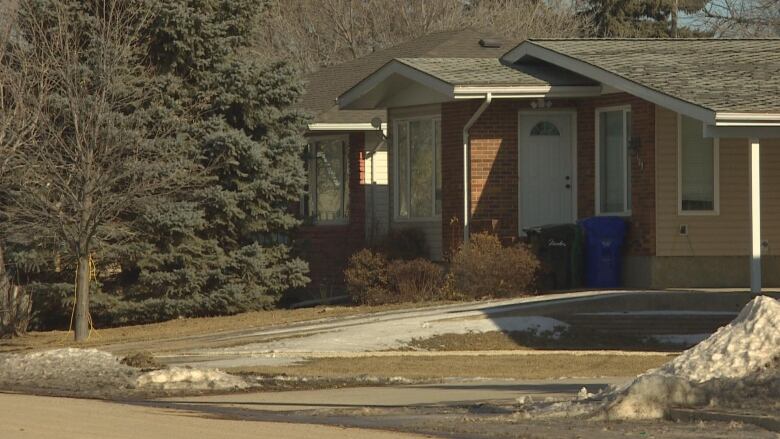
[597, 107, 632, 215]
[679, 115, 717, 213]
[304, 137, 349, 223]
[394, 118, 441, 219]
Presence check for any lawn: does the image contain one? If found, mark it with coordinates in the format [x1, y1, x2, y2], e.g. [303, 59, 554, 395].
[228, 352, 674, 380]
[0, 301, 452, 353]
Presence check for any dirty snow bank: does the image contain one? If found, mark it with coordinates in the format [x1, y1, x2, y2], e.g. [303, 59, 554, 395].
[0, 348, 247, 394]
[518, 296, 780, 420]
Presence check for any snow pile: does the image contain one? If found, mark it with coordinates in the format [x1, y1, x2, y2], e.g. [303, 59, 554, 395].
[135, 367, 247, 391]
[518, 296, 780, 420]
[0, 348, 136, 391]
[657, 295, 779, 382]
[602, 295, 779, 419]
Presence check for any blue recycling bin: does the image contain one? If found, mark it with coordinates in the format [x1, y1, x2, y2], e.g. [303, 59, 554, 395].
[578, 217, 628, 288]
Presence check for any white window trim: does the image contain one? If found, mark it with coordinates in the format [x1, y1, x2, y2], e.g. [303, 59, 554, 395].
[393, 115, 442, 222]
[677, 113, 720, 216]
[595, 105, 632, 217]
[306, 134, 350, 225]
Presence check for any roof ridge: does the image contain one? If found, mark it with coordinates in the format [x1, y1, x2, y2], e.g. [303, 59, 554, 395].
[529, 38, 780, 41]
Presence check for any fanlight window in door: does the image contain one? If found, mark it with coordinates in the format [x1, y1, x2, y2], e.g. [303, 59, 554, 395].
[530, 121, 560, 136]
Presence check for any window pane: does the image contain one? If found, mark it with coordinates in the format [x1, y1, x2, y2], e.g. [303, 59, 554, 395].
[397, 122, 410, 217]
[530, 121, 560, 136]
[410, 119, 435, 217]
[681, 116, 715, 211]
[315, 139, 347, 221]
[626, 110, 632, 211]
[434, 120, 442, 215]
[599, 110, 626, 214]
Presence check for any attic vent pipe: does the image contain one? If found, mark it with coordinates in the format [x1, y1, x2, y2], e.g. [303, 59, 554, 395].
[479, 38, 502, 48]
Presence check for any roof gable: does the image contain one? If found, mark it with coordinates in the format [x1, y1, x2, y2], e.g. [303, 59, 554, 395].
[502, 39, 780, 124]
[300, 28, 510, 125]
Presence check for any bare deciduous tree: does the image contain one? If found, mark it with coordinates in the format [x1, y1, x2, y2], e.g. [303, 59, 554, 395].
[257, 0, 591, 72]
[693, 0, 780, 36]
[2, 0, 194, 341]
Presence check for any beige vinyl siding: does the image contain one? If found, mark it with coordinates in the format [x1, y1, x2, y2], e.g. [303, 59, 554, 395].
[655, 105, 780, 256]
[388, 104, 443, 260]
[365, 131, 389, 243]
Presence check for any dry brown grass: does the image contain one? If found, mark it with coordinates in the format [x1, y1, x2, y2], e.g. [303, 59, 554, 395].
[228, 353, 674, 380]
[405, 331, 684, 352]
[0, 302, 451, 353]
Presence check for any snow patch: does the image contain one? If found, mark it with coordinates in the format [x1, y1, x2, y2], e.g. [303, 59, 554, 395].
[136, 367, 247, 391]
[0, 348, 247, 394]
[0, 348, 135, 390]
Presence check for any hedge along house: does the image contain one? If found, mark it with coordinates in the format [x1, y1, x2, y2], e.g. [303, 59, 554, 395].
[339, 39, 780, 293]
[293, 29, 508, 301]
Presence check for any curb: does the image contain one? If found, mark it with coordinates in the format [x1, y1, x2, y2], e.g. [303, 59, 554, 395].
[669, 408, 780, 432]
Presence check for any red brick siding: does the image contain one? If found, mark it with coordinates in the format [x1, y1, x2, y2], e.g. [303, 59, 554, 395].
[439, 95, 656, 258]
[573, 94, 656, 256]
[294, 131, 366, 300]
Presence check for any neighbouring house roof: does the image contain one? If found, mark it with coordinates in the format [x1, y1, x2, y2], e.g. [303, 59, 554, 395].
[503, 39, 780, 124]
[299, 28, 510, 129]
[394, 58, 593, 87]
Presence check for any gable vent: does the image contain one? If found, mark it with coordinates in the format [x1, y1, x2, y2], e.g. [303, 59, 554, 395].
[479, 38, 502, 48]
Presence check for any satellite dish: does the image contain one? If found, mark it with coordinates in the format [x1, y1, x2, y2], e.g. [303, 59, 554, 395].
[370, 117, 383, 129]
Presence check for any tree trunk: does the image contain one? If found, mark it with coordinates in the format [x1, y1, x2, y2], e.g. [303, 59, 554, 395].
[74, 251, 90, 342]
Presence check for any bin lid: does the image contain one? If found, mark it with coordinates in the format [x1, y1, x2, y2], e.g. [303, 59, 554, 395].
[578, 216, 627, 238]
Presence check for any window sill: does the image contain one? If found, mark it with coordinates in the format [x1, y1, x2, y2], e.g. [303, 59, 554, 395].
[678, 210, 719, 217]
[393, 216, 441, 223]
[596, 210, 632, 218]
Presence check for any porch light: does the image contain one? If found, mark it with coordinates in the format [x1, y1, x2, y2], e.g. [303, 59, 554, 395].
[371, 116, 388, 140]
[530, 99, 552, 109]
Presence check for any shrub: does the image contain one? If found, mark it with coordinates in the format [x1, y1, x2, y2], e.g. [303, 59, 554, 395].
[345, 249, 449, 305]
[344, 249, 390, 305]
[387, 258, 445, 303]
[377, 228, 429, 261]
[449, 233, 540, 299]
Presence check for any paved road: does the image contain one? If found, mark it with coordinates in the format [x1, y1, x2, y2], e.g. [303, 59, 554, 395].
[160, 377, 628, 411]
[0, 393, 431, 439]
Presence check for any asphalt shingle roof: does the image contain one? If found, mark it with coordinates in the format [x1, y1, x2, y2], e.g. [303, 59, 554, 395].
[395, 57, 595, 87]
[526, 39, 780, 114]
[300, 29, 510, 124]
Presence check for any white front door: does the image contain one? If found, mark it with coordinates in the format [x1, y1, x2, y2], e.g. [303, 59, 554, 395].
[519, 113, 574, 231]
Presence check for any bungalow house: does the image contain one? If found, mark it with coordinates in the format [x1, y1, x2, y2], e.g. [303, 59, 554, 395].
[294, 29, 507, 301]
[338, 39, 780, 292]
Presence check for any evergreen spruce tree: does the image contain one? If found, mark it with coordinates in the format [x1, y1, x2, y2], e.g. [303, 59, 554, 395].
[580, 0, 710, 37]
[109, 0, 310, 323]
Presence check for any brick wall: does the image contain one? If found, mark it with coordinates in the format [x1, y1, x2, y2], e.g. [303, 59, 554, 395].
[573, 94, 656, 256]
[293, 131, 366, 302]
[440, 94, 656, 258]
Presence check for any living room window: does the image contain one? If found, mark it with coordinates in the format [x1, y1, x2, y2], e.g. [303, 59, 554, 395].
[394, 117, 441, 219]
[596, 106, 632, 215]
[304, 136, 349, 223]
[678, 114, 719, 214]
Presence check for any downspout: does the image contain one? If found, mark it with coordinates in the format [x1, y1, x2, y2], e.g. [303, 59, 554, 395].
[462, 92, 493, 244]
